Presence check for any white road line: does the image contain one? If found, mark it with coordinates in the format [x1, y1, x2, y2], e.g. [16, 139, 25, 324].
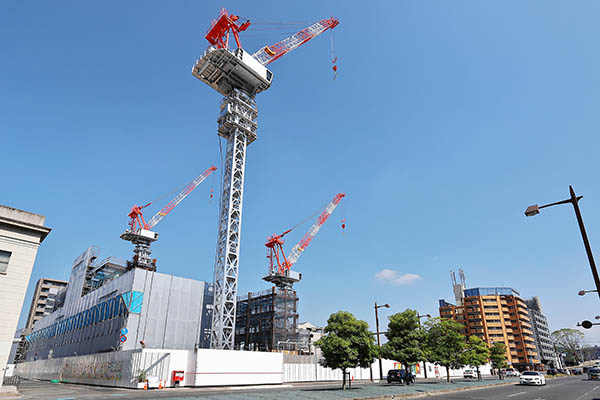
[507, 391, 526, 397]
[574, 384, 599, 400]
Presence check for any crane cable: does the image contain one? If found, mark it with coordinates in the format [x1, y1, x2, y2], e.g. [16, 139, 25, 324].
[330, 30, 338, 80]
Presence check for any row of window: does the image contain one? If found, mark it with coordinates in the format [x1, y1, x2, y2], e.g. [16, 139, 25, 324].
[26, 295, 126, 343]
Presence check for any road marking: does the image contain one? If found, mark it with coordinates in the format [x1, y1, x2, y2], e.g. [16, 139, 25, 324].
[574, 385, 599, 400]
[507, 392, 526, 397]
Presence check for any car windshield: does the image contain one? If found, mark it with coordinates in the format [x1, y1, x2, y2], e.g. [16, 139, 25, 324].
[522, 372, 538, 376]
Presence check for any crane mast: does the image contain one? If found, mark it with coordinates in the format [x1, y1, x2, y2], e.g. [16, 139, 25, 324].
[192, 8, 339, 350]
[120, 166, 216, 271]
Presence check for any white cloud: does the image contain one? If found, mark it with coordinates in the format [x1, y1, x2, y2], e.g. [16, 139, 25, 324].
[375, 269, 422, 286]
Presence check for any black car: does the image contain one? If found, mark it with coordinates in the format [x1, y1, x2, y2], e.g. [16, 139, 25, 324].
[387, 369, 415, 384]
[572, 368, 583, 375]
[546, 368, 557, 375]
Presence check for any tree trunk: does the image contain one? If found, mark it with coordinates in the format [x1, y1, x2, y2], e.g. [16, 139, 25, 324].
[476, 366, 481, 381]
[446, 365, 450, 383]
[342, 369, 346, 390]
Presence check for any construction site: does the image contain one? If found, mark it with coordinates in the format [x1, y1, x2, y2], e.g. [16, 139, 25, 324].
[14, 8, 350, 388]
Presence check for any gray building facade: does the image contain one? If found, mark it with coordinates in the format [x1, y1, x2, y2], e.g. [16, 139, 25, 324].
[525, 296, 559, 368]
[26, 247, 212, 361]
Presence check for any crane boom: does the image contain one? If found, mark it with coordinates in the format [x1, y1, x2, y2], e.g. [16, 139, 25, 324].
[145, 166, 217, 229]
[252, 17, 339, 66]
[286, 193, 345, 268]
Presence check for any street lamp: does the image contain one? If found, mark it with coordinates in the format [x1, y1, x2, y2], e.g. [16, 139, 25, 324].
[525, 186, 600, 300]
[374, 302, 390, 381]
[577, 320, 600, 329]
[578, 289, 598, 296]
[416, 312, 431, 378]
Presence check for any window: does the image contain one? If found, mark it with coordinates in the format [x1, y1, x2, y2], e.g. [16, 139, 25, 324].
[0, 250, 11, 274]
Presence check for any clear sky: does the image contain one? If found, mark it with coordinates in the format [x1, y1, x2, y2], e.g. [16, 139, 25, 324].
[3, 1, 600, 345]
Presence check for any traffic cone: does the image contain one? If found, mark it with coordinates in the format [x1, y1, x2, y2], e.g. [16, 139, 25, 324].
[159, 379, 163, 389]
[143, 381, 148, 390]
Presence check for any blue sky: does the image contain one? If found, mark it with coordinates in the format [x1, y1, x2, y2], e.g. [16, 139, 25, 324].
[3, 1, 600, 344]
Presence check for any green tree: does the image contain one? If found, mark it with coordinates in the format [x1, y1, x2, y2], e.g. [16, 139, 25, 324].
[380, 309, 426, 383]
[489, 342, 508, 379]
[460, 336, 490, 381]
[315, 311, 378, 389]
[425, 317, 465, 383]
[551, 328, 584, 365]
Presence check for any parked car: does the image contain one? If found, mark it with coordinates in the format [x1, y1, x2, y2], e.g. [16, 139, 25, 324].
[386, 369, 415, 384]
[583, 367, 589, 374]
[546, 368, 557, 376]
[520, 371, 546, 386]
[572, 368, 583, 375]
[463, 369, 477, 379]
[588, 367, 600, 380]
[505, 368, 520, 377]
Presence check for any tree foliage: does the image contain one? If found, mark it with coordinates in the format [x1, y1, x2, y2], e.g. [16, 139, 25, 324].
[551, 328, 584, 365]
[460, 336, 490, 380]
[315, 311, 378, 389]
[489, 342, 508, 379]
[425, 317, 465, 382]
[381, 309, 426, 377]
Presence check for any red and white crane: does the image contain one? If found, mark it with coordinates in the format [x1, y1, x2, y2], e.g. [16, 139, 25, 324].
[264, 193, 345, 289]
[192, 8, 339, 349]
[120, 165, 217, 271]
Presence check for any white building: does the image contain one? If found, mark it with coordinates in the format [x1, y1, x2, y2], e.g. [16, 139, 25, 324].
[0, 205, 51, 387]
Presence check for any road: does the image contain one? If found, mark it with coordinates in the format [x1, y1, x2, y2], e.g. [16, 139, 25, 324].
[426, 376, 598, 400]
[14, 376, 589, 400]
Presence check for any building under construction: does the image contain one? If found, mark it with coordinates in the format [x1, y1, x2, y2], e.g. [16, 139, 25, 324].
[235, 287, 299, 352]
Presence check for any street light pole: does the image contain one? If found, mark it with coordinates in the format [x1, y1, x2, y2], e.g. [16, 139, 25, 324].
[374, 302, 390, 381]
[525, 185, 600, 300]
[417, 312, 431, 379]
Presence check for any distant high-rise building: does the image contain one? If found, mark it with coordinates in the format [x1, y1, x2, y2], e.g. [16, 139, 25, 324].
[24, 278, 68, 333]
[525, 296, 560, 368]
[440, 284, 541, 371]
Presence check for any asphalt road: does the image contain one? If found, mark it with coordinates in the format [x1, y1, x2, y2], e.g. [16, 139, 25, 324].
[426, 376, 598, 400]
[15, 376, 584, 400]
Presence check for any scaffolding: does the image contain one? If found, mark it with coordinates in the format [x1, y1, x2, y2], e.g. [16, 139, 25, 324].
[81, 256, 128, 296]
[235, 287, 299, 352]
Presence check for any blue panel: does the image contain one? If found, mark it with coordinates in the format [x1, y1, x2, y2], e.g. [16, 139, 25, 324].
[130, 291, 144, 314]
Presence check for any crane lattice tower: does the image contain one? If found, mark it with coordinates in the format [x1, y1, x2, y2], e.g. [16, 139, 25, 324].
[192, 9, 338, 349]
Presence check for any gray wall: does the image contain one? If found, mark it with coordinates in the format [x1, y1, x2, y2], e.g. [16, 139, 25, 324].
[26, 267, 211, 361]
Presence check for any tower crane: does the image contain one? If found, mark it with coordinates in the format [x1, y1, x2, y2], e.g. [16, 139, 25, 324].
[192, 8, 339, 349]
[264, 193, 345, 290]
[120, 166, 217, 271]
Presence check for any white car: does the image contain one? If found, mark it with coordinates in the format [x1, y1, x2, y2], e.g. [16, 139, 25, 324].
[463, 369, 477, 379]
[520, 371, 546, 386]
[505, 368, 520, 377]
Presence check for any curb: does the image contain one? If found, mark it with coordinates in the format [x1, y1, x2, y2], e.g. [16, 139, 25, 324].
[354, 380, 519, 400]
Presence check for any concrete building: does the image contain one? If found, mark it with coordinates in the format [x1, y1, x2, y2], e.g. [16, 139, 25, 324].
[0, 205, 51, 386]
[440, 286, 541, 371]
[25, 246, 213, 361]
[24, 278, 68, 333]
[525, 296, 560, 368]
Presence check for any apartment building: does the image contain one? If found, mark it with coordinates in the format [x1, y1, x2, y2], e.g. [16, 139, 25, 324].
[525, 296, 560, 368]
[440, 287, 541, 371]
[24, 278, 68, 333]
